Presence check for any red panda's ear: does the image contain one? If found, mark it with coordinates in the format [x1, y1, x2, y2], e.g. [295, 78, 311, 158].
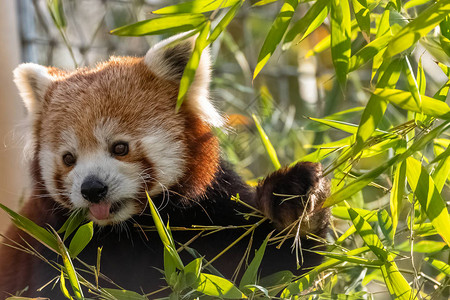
[144, 34, 224, 127]
[13, 63, 54, 116]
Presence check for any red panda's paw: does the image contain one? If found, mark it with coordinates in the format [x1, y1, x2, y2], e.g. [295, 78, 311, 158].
[255, 162, 330, 234]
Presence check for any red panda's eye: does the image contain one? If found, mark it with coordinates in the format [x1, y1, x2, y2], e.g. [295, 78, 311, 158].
[62, 153, 76, 167]
[111, 142, 129, 156]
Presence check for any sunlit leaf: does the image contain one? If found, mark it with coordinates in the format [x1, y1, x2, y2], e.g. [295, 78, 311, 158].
[153, 0, 240, 14]
[348, 34, 392, 72]
[384, 0, 450, 58]
[378, 209, 394, 243]
[177, 21, 211, 111]
[390, 160, 406, 239]
[406, 157, 450, 246]
[239, 235, 269, 290]
[324, 121, 450, 207]
[194, 273, 247, 299]
[352, 0, 370, 40]
[252, 114, 281, 169]
[332, 207, 378, 222]
[47, 0, 66, 29]
[68, 221, 93, 258]
[283, 0, 329, 49]
[60, 269, 73, 300]
[372, 88, 450, 119]
[0, 203, 59, 253]
[425, 257, 450, 276]
[184, 257, 202, 287]
[102, 289, 148, 300]
[208, 0, 243, 43]
[380, 259, 412, 300]
[110, 14, 206, 36]
[54, 229, 83, 299]
[253, 0, 300, 79]
[330, 0, 351, 88]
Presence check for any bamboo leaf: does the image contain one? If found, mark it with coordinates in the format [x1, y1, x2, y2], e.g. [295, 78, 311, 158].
[0, 203, 59, 253]
[47, 0, 66, 29]
[194, 273, 247, 299]
[53, 229, 83, 299]
[102, 289, 148, 300]
[380, 259, 412, 300]
[283, 0, 329, 49]
[384, 0, 450, 58]
[208, 0, 243, 43]
[153, 0, 240, 14]
[147, 192, 184, 269]
[316, 251, 383, 266]
[390, 160, 406, 238]
[68, 222, 93, 258]
[60, 269, 74, 300]
[352, 0, 371, 40]
[348, 34, 393, 72]
[324, 121, 450, 207]
[110, 14, 206, 36]
[184, 258, 202, 287]
[330, 0, 352, 88]
[253, 0, 300, 79]
[252, 114, 281, 169]
[372, 88, 450, 119]
[348, 207, 388, 261]
[177, 21, 211, 112]
[406, 157, 450, 246]
[239, 235, 270, 290]
[378, 209, 394, 244]
[425, 257, 450, 276]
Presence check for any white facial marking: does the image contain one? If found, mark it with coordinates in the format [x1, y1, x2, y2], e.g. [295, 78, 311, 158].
[141, 129, 186, 193]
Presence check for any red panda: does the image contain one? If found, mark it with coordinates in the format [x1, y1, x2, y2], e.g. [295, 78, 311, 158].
[0, 35, 330, 299]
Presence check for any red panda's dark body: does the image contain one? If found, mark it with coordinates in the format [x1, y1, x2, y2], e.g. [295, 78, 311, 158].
[0, 35, 330, 299]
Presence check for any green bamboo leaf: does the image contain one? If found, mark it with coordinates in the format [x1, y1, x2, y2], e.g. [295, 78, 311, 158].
[258, 271, 293, 297]
[425, 257, 450, 276]
[404, 0, 431, 10]
[252, 114, 281, 170]
[59, 210, 86, 241]
[372, 88, 450, 119]
[378, 209, 394, 244]
[147, 192, 184, 269]
[68, 222, 93, 258]
[380, 259, 412, 300]
[153, 0, 240, 14]
[102, 289, 148, 300]
[53, 229, 83, 300]
[208, 0, 243, 43]
[282, 0, 329, 49]
[371, 5, 393, 80]
[384, 0, 450, 58]
[281, 247, 369, 297]
[390, 160, 406, 239]
[352, 0, 370, 39]
[0, 203, 59, 253]
[253, 0, 300, 79]
[239, 235, 270, 290]
[309, 117, 391, 136]
[406, 157, 450, 246]
[330, 0, 352, 88]
[47, 0, 66, 29]
[194, 273, 247, 299]
[60, 269, 74, 300]
[348, 207, 388, 261]
[432, 148, 450, 192]
[396, 240, 447, 253]
[332, 207, 378, 222]
[345, 58, 403, 163]
[324, 121, 450, 207]
[253, 0, 278, 6]
[110, 14, 206, 36]
[184, 258, 202, 287]
[441, 15, 450, 39]
[316, 251, 383, 266]
[164, 246, 177, 285]
[177, 21, 211, 112]
[348, 34, 392, 72]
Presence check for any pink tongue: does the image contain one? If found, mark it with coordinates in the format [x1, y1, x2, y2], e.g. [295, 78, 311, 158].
[89, 203, 111, 220]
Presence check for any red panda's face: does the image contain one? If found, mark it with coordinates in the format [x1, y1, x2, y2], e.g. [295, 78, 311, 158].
[14, 36, 223, 225]
[38, 59, 188, 225]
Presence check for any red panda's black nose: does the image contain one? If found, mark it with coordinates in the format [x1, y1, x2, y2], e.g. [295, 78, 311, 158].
[81, 176, 108, 203]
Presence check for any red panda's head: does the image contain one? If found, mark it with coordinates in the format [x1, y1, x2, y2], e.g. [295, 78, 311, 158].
[14, 36, 223, 225]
